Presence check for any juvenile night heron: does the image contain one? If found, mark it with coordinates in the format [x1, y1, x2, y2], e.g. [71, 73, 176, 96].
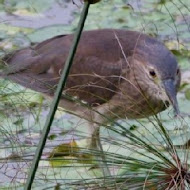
[0, 29, 181, 148]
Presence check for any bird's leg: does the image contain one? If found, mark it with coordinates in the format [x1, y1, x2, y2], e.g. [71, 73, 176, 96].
[88, 122, 111, 177]
[84, 104, 116, 177]
[65, 102, 114, 176]
[90, 126, 100, 149]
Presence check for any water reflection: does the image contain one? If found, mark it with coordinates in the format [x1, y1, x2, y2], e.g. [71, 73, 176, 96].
[0, 1, 78, 29]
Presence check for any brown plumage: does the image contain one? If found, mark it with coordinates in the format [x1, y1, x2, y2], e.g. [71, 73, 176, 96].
[0, 29, 181, 147]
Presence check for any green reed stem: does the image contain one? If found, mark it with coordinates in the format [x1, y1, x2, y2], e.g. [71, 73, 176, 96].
[24, 2, 90, 189]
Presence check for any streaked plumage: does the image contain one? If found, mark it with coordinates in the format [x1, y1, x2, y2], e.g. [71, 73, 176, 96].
[0, 29, 181, 153]
[1, 29, 180, 120]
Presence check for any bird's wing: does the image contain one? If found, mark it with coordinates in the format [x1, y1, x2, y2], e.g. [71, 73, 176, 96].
[4, 56, 126, 106]
[2, 34, 128, 106]
[64, 56, 126, 105]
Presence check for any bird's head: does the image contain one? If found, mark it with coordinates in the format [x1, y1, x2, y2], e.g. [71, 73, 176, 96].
[129, 36, 181, 116]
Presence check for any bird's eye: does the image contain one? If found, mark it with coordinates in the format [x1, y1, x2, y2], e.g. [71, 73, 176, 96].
[149, 70, 156, 77]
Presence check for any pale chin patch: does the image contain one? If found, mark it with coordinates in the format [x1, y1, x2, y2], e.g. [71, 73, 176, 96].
[150, 86, 170, 105]
[157, 89, 170, 106]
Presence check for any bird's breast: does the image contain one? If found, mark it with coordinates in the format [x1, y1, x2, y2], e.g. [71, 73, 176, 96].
[108, 80, 167, 119]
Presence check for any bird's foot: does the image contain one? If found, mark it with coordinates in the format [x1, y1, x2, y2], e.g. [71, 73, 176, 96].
[88, 134, 111, 177]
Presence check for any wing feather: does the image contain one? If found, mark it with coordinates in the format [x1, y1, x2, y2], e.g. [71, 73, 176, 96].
[1, 29, 132, 106]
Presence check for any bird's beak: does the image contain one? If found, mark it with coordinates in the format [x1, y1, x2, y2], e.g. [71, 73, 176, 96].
[163, 79, 180, 116]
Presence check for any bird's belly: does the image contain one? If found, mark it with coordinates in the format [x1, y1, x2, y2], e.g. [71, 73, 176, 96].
[125, 100, 167, 119]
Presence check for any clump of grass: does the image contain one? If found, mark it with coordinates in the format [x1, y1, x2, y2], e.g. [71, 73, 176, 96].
[56, 113, 190, 190]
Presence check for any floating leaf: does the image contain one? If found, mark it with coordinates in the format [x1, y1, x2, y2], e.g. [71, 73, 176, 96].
[185, 88, 190, 100]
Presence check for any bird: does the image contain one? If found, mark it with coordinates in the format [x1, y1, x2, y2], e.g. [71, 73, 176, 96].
[0, 29, 181, 149]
